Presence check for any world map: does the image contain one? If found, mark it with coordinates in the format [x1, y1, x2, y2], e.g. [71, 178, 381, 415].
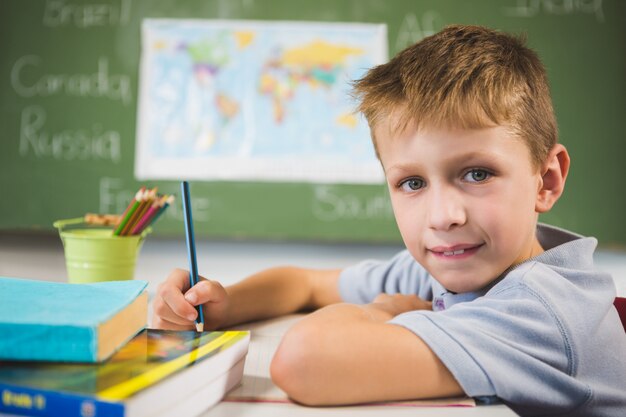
[135, 20, 387, 183]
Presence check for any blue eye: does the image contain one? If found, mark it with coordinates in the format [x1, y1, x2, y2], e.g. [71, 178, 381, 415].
[399, 178, 425, 191]
[464, 169, 491, 183]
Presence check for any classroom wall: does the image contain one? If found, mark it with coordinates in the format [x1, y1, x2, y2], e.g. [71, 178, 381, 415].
[1, 0, 624, 245]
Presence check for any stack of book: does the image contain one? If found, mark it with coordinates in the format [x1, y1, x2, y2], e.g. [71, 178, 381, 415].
[0, 277, 250, 417]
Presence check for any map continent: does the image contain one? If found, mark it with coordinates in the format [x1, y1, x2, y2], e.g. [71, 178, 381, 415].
[136, 20, 387, 183]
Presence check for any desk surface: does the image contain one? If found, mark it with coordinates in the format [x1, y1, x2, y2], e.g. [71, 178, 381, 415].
[208, 402, 516, 417]
[3, 231, 625, 416]
[212, 315, 517, 417]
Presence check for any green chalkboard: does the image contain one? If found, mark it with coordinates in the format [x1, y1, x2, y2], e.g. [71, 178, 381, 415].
[1, 0, 625, 245]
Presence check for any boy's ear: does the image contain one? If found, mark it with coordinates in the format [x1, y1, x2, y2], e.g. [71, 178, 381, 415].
[536, 144, 570, 213]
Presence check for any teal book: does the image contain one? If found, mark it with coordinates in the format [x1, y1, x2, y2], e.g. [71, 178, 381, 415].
[0, 329, 250, 417]
[0, 277, 148, 363]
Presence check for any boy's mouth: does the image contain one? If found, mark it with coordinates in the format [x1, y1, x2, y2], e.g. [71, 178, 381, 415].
[429, 243, 484, 259]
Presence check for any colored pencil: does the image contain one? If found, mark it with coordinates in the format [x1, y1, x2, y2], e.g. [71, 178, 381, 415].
[108, 186, 172, 236]
[181, 181, 204, 332]
[131, 195, 166, 235]
[113, 188, 144, 236]
[121, 188, 156, 236]
[115, 186, 145, 228]
[148, 195, 174, 228]
[129, 188, 156, 233]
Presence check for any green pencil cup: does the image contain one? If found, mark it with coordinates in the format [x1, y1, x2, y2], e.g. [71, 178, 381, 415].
[53, 218, 151, 284]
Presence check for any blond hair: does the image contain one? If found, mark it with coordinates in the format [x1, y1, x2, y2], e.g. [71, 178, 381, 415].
[352, 25, 558, 168]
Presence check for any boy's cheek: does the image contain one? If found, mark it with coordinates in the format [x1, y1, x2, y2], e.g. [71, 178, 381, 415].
[395, 218, 425, 256]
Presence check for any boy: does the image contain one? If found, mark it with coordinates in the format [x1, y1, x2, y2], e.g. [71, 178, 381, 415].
[153, 25, 626, 416]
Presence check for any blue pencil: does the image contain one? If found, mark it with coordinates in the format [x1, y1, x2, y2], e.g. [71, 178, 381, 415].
[181, 181, 205, 332]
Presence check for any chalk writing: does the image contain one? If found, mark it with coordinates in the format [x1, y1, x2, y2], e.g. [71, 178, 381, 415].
[11, 55, 132, 105]
[43, 0, 132, 28]
[99, 177, 129, 214]
[312, 185, 393, 222]
[167, 193, 211, 222]
[503, 0, 604, 22]
[20, 106, 121, 162]
[395, 11, 441, 52]
[99, 177, 211, 222]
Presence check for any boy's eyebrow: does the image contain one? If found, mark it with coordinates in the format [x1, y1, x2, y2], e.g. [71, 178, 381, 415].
[387, 151, 506, 174]
[443, 150, 508, 164]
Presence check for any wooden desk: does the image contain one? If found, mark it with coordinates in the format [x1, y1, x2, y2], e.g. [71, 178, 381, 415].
[207, 402, 516, 417]
[208, 315, 518, 416]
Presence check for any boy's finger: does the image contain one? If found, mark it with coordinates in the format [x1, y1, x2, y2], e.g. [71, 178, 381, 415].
[184, 279, 226, 305]
[157, 282, 198, 322]
[167, 268, 196, 291]
[152, 316, 195, 331]
[153, 297, 196, 325]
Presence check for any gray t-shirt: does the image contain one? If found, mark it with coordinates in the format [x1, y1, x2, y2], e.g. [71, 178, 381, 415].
[339, 224, 626, 417]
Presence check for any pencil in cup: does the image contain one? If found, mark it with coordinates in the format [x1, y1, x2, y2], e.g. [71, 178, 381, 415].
[113, 188, 145, 236]
[113, 187, 172, 236]
[147, 195, 174, 228]
[131, 195, 165, 235]
[120, 188, 157, 236]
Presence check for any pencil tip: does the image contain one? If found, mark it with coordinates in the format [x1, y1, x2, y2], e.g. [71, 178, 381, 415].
[196, 323, 204, 332]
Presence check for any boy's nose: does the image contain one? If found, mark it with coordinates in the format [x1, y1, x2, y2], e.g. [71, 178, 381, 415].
[425, 187, 467, 231]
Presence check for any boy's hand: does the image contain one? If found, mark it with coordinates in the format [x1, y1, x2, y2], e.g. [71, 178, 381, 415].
[153, 268, 231, 331]
[367, 293, 432, 319]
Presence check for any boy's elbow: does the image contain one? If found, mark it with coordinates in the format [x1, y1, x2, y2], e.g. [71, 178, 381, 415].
[269, 325, 331, 406]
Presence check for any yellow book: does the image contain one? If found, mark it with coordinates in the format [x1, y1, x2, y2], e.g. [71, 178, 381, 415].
[0, 329, 250, 417]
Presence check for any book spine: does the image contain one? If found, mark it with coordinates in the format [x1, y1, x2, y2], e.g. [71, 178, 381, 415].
[0, 324, 97, 362]
[0, 384, 124, 417]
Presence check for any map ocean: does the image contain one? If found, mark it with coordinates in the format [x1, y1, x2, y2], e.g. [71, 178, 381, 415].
[136, 20, 387, 183]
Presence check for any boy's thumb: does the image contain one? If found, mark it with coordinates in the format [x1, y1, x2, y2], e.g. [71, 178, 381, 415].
[184, 291, 198, 305]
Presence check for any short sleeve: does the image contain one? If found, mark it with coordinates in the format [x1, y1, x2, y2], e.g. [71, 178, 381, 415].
[338, 250, 435, 304]
[388, 280, 591, 415]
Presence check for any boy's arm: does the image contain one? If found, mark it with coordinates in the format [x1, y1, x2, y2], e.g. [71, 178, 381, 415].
[221, 266, 343, 327]
[271, 298, 464, 405]
[153, 266, 342, 330]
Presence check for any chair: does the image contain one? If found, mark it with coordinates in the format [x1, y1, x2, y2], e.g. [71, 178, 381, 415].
[615, 297, 626, 333]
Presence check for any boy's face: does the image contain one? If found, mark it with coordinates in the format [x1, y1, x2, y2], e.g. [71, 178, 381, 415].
[376, 122, 545, 293]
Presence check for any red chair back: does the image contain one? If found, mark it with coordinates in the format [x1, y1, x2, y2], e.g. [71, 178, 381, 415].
[615, 297, 626, 333]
